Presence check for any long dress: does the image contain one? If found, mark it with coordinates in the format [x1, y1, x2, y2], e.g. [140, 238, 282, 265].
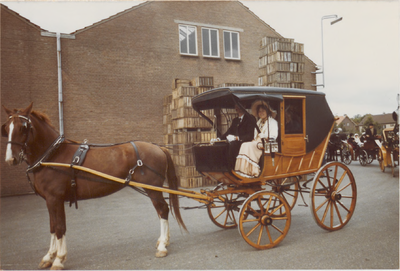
[234, 117, 278, 178]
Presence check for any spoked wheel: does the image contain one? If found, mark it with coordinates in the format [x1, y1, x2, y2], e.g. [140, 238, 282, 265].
[270, 177, 299, 212]
[207, 192, 245, 229]
[310, 162, 357, 231]
[238, 191, 291, 249]
[367, 152, 374, 164]
[358, 150, 368, 166]
[342, 148, 352, 165]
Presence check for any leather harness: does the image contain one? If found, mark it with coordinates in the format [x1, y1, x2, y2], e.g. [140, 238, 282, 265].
[68, 141, 165, 209]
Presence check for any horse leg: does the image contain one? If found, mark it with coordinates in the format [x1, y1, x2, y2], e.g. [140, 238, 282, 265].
[156, 218, 170, 258]
[39, 198, 67, 270]
[39, 233, 57, 269]
[148, 191, 170, 258]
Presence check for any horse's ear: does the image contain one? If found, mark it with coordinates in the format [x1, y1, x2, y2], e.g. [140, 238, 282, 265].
[2, 105, 13, 116]
[21, 102, 33, 116]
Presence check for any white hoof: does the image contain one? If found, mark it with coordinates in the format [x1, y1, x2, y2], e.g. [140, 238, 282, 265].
[38, 260, 53, 269]
[155, 250, 168, 258]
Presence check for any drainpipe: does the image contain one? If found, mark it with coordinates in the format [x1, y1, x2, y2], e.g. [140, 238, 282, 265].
[56, 32, 64, 136]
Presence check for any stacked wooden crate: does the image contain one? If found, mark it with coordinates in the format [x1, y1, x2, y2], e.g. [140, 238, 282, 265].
[163, 77, 216, 188]
[258, 37, 305, 89]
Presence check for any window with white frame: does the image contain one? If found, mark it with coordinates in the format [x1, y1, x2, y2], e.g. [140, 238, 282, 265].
[179, 25, 197, 56]
[202, 28, 219, 58]
[223, 30, 240, 60]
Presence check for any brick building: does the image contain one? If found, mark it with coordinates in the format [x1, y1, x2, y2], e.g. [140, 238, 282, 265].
[1, 1, 317, 196]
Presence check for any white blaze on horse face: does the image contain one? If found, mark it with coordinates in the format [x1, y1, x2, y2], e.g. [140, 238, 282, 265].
[5, 121, 14, 163]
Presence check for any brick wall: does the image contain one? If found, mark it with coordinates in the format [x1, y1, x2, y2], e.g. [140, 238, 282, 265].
[1, 1, 317, 196]
[1, 6, 59, 195]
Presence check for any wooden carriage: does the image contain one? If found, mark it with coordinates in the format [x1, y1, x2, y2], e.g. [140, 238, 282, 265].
[191, 86, 357, 249]
[377, 125, 399, 176]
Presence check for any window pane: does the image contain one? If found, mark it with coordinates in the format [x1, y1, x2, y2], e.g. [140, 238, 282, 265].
[232, 32, 239, 58]
[211, 29, 218, 57]
[202, 28, 210, 56]
[188, 26, 196, 55]
[284, 99, 303, 134]
[179, 26, 188, 54]
[224, 31, 231, 58]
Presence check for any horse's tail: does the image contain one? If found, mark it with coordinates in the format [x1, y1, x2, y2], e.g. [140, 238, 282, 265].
[161, 147, 187, 232]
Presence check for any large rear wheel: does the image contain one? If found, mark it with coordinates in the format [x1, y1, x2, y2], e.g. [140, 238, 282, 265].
[238, 191, 291, 249]
[310, 162, 357, 231]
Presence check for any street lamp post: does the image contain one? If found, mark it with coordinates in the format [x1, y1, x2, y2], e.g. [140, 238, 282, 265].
[312, 15, 343, 88]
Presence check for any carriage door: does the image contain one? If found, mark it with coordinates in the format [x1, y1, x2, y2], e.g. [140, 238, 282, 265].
[281, 97, 306, 155]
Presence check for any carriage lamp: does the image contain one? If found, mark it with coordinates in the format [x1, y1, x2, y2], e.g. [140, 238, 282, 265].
[312, 15, 343, 88]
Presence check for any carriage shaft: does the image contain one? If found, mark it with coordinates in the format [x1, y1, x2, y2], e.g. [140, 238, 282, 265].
[40, 162, 212, 204]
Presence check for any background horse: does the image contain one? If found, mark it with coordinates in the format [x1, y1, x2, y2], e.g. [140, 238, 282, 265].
[360, 133, 381, 163]
[327, 132, 347, 161]
[2, 103, 186, 270]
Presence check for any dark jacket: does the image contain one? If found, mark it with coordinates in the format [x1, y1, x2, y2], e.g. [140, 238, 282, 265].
[220, 114, 257, 142]
[365, 127, 377, 141]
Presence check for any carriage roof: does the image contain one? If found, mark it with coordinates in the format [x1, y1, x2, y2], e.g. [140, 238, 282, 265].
[192, 86, 335, 152]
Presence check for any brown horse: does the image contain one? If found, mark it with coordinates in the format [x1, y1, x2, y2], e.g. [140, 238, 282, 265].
[2, 103, 186, 270]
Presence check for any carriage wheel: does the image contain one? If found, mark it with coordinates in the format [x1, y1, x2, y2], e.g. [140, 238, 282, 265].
[358, 150, 368, 166]
[238, 191, 291, 249]
[270, 177, 299, 212]
[207, 192, 245, 229]
[378, 149, 385, 172]
[309, 162, 357, 231]
[342, 149, 352, 165]
[367, 152, 374, 164]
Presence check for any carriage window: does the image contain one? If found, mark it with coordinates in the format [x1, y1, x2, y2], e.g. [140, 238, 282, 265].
[284, 99, 303, 134]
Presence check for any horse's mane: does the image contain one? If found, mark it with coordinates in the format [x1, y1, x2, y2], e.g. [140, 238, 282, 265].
[30, 110, 80, 144]
[31, 110, 56, 130]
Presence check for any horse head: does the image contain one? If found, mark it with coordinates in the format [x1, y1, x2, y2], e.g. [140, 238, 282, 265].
[2, 103, 33, 165]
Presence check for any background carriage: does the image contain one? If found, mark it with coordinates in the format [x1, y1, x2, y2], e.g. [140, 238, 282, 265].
[377, 112, 399, 177]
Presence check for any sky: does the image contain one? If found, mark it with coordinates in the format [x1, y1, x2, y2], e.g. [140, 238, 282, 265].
[2, 0, 399, 118]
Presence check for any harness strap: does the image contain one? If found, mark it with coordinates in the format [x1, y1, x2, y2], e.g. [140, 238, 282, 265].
[69, 143, 90, 209]
[125, 141, 165, 185]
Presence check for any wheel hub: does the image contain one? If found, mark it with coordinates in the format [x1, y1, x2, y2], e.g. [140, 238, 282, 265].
[261, 215, 272, 226]
[331, 191, 342, 201]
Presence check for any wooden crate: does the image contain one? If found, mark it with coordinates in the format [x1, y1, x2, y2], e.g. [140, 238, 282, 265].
[173, 86, 198, 98]
[179, 176, 204, 188]
[197, 86, 214, 94]
[179, 166, 202, 178]
[172, 117, 212, 130]
[191, 76, 213, 87]
[173, 153, 195, 167]
[217, 83, 255, 87]
[171, 79, 191, 90]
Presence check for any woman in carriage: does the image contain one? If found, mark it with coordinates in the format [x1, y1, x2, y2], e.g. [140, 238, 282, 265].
[234, 100, 278, 178]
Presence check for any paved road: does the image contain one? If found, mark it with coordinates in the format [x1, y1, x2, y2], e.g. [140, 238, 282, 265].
[1, 160, 398, 270]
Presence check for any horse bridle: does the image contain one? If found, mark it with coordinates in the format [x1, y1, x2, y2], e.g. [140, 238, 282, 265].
[5, 115, 32, 164]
